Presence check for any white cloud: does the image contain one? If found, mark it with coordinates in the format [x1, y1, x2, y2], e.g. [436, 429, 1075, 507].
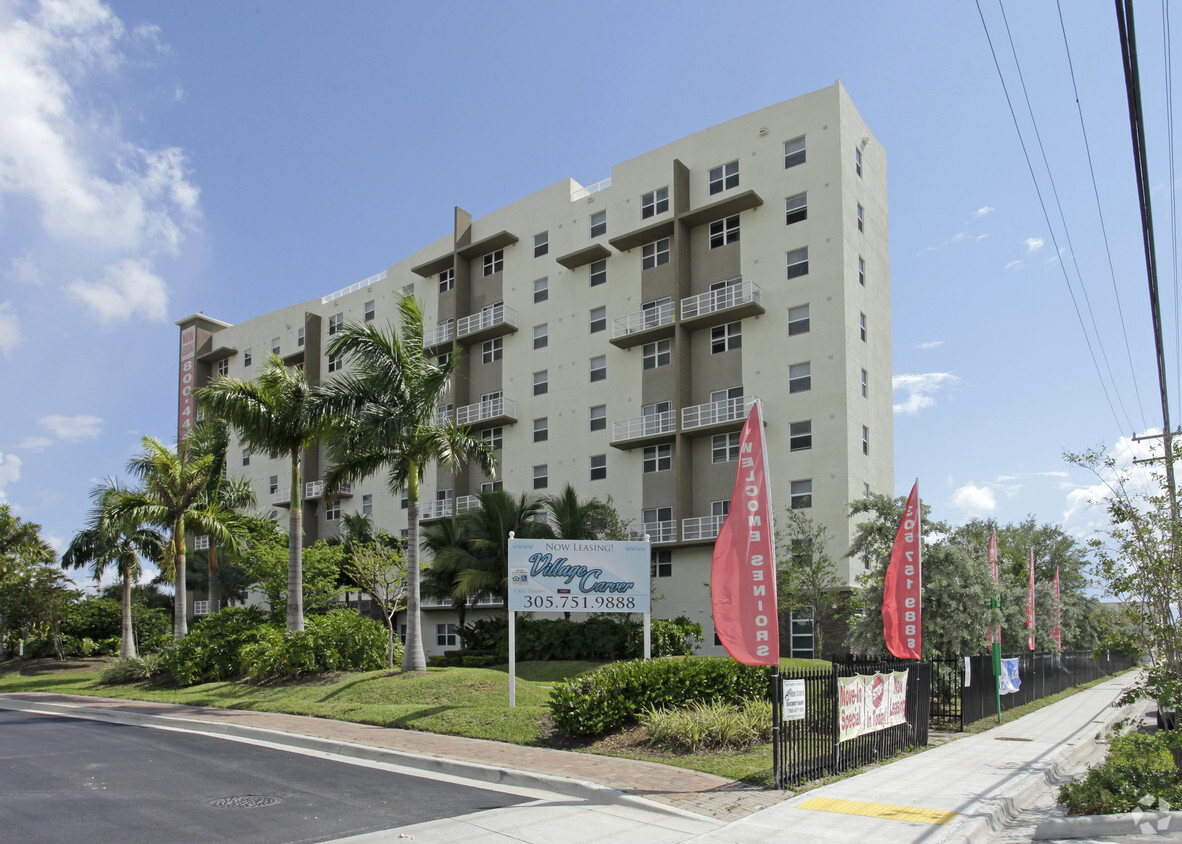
[41, 413, 103, 441]
[1024, 237, 1045, 254]
[968, 206, 994, 221]
[6, 253, 41, 285]
[0, 302, 23, 357]
[892, 372, 959, 414]
[1005, 260, 1025, 272]
[18, 436, 53, 450]
[916, 340, 944, 351]
[952, 483, 997, 517]
[0, 453, 21, 503]
[69, 257, 168, 322]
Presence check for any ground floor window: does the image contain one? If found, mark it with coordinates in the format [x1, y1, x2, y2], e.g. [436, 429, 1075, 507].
[790, 611, 814, 658]
[437, 623, 458, 647]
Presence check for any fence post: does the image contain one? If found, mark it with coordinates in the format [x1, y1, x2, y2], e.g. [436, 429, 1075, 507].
[771, 667, 782, 789]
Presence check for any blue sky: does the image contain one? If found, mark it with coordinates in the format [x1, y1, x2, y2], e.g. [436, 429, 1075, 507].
[0, 0, 1175, 570]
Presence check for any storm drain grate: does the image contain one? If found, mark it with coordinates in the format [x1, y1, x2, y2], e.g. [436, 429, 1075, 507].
[210, 795, 282, 809]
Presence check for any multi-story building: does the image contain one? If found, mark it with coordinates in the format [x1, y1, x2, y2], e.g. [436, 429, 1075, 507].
[176, 81, 892, 658]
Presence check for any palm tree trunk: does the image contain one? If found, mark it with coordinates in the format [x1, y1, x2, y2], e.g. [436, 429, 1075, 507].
[121, 569, 137, 659]
[173, 523, 188, 639]
[287, 452, 304, 631]
[402, 466, 427, 672]
[208, 544, 220, 614]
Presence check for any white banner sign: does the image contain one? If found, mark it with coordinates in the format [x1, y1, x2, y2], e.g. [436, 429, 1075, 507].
[508, 538, 651, 613]
[837, 670, 909, 742]
[782, 679, 806, 722]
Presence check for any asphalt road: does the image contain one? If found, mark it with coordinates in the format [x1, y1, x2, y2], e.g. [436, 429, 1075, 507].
[0, 709, 527, 843]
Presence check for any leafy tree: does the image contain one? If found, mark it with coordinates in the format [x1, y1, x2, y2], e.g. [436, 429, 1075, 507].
[317, 293, 497, 672]
[776, 508, 846, 658]
[196, 356, 336, 632]
[344, 541, 412, 668]
[0, 560, 76, 658]
[230, 518, 342, 622]
[0, 504, 54, 658]
[421, 516, 473, 627]
[62, 479, 166, 658]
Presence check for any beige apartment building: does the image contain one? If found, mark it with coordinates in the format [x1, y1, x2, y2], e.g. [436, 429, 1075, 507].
[176, 81, 893, 659]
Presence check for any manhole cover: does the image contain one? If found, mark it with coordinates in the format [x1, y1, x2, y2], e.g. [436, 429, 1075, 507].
[210, 795, 282, 809]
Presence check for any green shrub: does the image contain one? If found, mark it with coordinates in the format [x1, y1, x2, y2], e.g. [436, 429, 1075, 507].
[548, 656, 771, 736]
[635, 616, 704, 657]
[461, 655, 499, 667]
[642, 697, 773, 751]
[160, 606, 272, 686]
[99, 656, 153, 685]
[1059, 732, 1182, 815]
[242, 611, 387, 682]
[459, 616, 649, 661]
[61, 597, 122, 640]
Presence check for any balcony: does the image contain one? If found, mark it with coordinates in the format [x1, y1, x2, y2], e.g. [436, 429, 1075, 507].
[681, 395, 757, 436]
[433, 406, 454, 427]
[629, 520, 677, 544]
[679, 279, 765, 330]
[609, 301, 676, 349]
[610, 410, 676, 450]
[421, 593, 505, 609]
[273, 481, 353, 506]
[682, 514, 726, 543]
[456, 303, 518, 344]
[424, 320, 454, 351]
[456, 395, 518, 428]
[455, 494, 479, 514]
[419, 498, 454, 521]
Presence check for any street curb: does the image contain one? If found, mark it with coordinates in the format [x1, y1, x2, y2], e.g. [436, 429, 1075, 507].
[1034, 810, 1182, 839]
[0, 695, 716, 824]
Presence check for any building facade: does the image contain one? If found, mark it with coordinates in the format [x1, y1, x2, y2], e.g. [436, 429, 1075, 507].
[176, 81, 893, 658]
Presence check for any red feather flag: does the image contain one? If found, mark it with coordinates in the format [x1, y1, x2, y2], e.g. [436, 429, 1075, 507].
[883, 482, 921, 659]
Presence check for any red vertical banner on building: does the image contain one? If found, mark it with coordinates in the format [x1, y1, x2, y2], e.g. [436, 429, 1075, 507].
[710, 401, 780, 665]
[986, 531, 1000, 647]
[178, 326, 197, 444]
[1051, 567, 1062, 652]
[1026, 550, 1036, 650]
[882, 482, 921, 659]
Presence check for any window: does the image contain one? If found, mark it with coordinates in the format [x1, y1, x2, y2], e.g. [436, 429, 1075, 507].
[791, 479, 813, 509]
[711, 500, 730, 519]
[641, 186, 669, 218]
[269, 475, 279, 494]
[327, 353, 342, 373]
[328, 313, 343, 335]
[651, 549, 672, 578]
[789, 361, 811, 393]
[399, 624, 407, 644]
[785, 192, 807, 225]
[642, 339, 671, 369]
[589, 306, 606, 333]
[857, 204, 864, 233]
[863, 425, 870, 455]
[859, 312, 867, 342]
[712, 432, 741, 463]
[483, 427, 503, 449]
[590, 454, 607, 481]
[642, 401, 671, 434]
[590, 259, 607, 287]
[858, 256, 865, 287]
[364, 300, 375, 321]
[643, 444, 672, 473]
[483, 249, 503, 276]
[194, 600, 210, 616]
[242, 447, 250, 467]
[589, 355, 606, 382]
[482, 338, 502, 364]
[436, 488, 453, 506]
[243, 349, 252, 367]
[481, 390, 503, 407]
[533, 417, 548, 443]
[709, 160, 739, 194]
[711, 386, 742, 406]
[590, 210, 607, 238]
[784, 135, 806, 168]
[786, 247, 809, 279]
[297, 327, 305, 347]
[787, 304, 810, 336]
[400, 491, 408, 509]
[534, 277, 548, 303]
[272, 337, 281, 354]
[481, 481, 504, 493]
[861, 368, 869, 398]
[437, 623, 457, 647]
[534, 231, 548, 257]
[644, 507, 672, 541]
[439, 267, 455, 292]
[436, 352, 451, 367]
[216, 358, 229, 377]
[362, 494, 373, 516]
[325, 500, 340, 520]
[855, 146, 863, 177]
[533, 370, 548, 395]
[642, 238, 670, 270]
[533, 323, 548, 350]
[711, 322, 741, 354]
[790, 420, 812, 451]
[709, 215, 740, 248]
[533, 464, 548, 490]
[589, 404, 606, 432]
[436, 402, 453, 423]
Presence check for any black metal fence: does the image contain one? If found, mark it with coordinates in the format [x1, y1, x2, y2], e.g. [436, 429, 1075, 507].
[772, 659, 931, 789]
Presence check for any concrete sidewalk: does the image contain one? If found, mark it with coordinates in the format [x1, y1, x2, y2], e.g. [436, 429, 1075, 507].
[0, 668, 1143, 843]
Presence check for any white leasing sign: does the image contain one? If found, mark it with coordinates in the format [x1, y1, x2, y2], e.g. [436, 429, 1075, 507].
[507, 537, 651, 613]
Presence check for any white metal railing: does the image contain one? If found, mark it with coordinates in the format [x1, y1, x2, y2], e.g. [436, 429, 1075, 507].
[456, 396, 517, 425]
[457, 303, 517, 337]
[612, 411, 676, 442]
[680, 279, 762, 320]
[420, 498, 454, 520]
[681, 395, 756, 431]
[612, 301, 675, 339]
[630, 520, 677, 544]
[305, 481, 352, 500]
[682, 514, 726, 542]
[273, 488, 290, 505]
[193, 535, 209, 550]
[433, 406, 454, 426]
[571, 177, 612, 201]
[425, 320, 454, 346]
[421, 593, 504, 609]
[321, 270, 388, 303]
[455, 495, 479, 514]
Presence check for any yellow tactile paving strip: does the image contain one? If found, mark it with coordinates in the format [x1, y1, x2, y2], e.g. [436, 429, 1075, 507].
[796, 797, 957, 825]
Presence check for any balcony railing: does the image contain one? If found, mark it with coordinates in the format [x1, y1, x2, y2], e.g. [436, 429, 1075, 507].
[421, 593, 505, 609]
[455, 494, 479, 514]
[272, 481, 352, 505]
[420, 498, 454, 520]
[433, 406, 454, 426]
[681, 396, 756, 431]
[612, 411, 676, 443]
[571, 177, 611, 201]
[682, 514, 726, 542]
[456, 396, 517, 426]
[630, 520, 677, 544]
[321, 270, 387, 304]
[680, 278, 762, 320]
[457, 303, 517, 338]
[425, 321, 454, 347]
[612, 301, 675, 339]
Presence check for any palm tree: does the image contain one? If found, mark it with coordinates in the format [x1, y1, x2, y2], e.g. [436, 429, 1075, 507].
[318, 293, 497, 671]
[106, 436, 245, 639]
[541, 483, 617, 619]
[447, 490, 548, 609]
[421, 515, 473, 627]
[62, 480, 165, 658]
[0, 504, 55, 658]
[195, 355, 334, 631]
